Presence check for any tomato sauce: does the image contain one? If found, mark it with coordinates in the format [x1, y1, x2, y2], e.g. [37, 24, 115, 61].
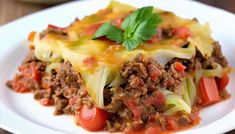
[123, 108, 200, 134]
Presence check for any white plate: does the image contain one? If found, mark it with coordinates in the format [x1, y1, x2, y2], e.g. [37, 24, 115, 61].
[0, 0, 235, 134]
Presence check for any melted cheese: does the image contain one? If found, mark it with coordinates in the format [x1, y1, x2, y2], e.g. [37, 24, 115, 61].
[32, 1, 214, 107]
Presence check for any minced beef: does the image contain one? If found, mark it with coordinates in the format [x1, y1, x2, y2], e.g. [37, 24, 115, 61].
[211, 41, 228, 67]
[6, 56, 46, 92]
[167, 41, 228, 72]
[7, 51, 93, 115]
[9, 45, 226, 131]
[198, 41, 228, 69]
[104, 54, 185, 130]
[47, 61, 93, 115]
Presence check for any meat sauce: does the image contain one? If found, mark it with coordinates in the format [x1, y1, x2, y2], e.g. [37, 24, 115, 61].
[123, 108, 200, 134]
[6, 2, 231, 134]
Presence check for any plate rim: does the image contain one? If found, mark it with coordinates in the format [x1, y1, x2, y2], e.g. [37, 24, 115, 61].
[0, 0, 235, 134]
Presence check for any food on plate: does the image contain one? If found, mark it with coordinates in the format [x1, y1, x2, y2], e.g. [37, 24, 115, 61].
[6, 1, 231, 133]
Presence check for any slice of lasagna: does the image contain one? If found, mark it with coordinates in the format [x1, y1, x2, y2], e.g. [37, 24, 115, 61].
[7, 1, 231, 133]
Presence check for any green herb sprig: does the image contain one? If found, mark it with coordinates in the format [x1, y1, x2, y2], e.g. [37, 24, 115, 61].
[92, 6, 161, 50]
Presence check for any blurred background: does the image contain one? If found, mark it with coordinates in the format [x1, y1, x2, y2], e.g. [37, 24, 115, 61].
[0, 0, 234, 133]
[0, 0, 235, 26]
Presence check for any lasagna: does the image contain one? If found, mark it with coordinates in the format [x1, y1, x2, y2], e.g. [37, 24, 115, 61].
[6, 1, 231, 133]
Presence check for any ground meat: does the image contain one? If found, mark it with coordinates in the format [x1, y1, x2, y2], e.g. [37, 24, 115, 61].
[161, 27, 174, 39]
[7, 51, 202, 132]
[54, 97, 69, 115]
[6, 53, 46, 92]
[51, 61, 82, 93]
[105, 54, 185, 130]
[167, 41, 228, 72]
[34, 90, 48, 100]
[178, 115, 191, 126]
[196, 42, 228, 69]
[121, 58, 148, 79]
[47, 61, 89, 115]
[7, 50, 93, 115]
[211, 42, 228, 67]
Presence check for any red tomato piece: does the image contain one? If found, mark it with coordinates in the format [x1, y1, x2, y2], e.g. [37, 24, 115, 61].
[144, 92, 165, 107]
[112, 17, 124, 28]
[174, 62, 186, 72]
[145, 125, 162, 134]
[147, 28, 162, 43]
[198, 77, 220, 106]
[147, 64, 161, 81]
[124, 128, 145, 134]
[216, 73, 229, 91]
[85, 23, 103, 35]
[31, 64, 41, 83]
[173, 26, 192, 39]
[166, 117, 178, 130]
[47, 24, 65, 31]
[69, 96, 77, 105]
[11, 79, 30, 93]
[83, 56, 97, 68]
[77, 106, 108, 131]
[40, 98, 53, 106]
[125, 100, 142, 119]
[19, 63, 42, 83]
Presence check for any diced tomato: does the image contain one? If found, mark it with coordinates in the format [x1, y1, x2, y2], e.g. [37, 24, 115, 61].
[10, 63, 42, 93]
[147, 64, 161, 81]
[85, 23, 103, 35]
[11, 79, 30, 93]
[19, 63, 42, 83]
[145, 125, 162, 134]
[69, 96, 77, 105]
[166, 117, 178, 130]
[147, 34, 160, 44]
[188, 108, 200, 123]
[40, 98, 53, 106]
[47, 24, 65, 31]
[174, 62, 186, 72]
[216, 73, 229, 91]
[31, 64, 41, 83]
[172, 26, 192, 39]
[77, 106, 108, 131]
[144, 92, 165, 107]
[198, 77, 220, 106]
[83, 56, 97, 68]
[111, 17, 124, 28]
[125, 100, 142, 119]
[147, 28, 162, 43]
[28, 31, 36, 42]
[124, 128, 144, 134]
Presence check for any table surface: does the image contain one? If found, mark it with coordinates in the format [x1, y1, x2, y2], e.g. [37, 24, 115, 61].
[0, 0, 235, 133]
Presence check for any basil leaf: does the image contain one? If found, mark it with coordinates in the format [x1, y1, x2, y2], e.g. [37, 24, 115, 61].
[122, 6, 153, 30]
[134, 13, 161, 40]
[123, 38, 142, 50]
[122, 6, 161, 49]
[93, 6, 161, 51]
[93, 22, 124, 43]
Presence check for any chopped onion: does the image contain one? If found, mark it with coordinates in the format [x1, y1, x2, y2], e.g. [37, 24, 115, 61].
[45, 63, 61, 75]
[203, 63, 223, 77]
[182, 77, 197, 107]
[151, 44, 195, 65]
[162, 89, 191, 115]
